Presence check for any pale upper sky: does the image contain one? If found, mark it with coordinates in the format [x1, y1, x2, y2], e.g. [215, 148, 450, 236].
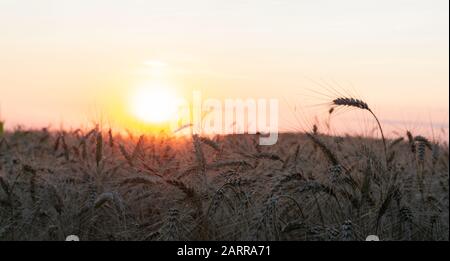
[0, 0, 448, 137]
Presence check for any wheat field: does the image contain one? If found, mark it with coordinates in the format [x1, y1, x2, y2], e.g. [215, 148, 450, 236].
[0, 125, 448, 241]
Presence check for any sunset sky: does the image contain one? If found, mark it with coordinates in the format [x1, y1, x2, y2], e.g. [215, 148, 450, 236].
[0, 0, 448, 138]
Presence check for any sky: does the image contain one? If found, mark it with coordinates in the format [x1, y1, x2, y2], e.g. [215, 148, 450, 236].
[0, 0, 448, 138]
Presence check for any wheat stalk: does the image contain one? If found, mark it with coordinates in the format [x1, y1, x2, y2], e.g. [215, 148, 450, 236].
[120, 176, 159, 186]
[199, 136, 220, 152]
[61, 135, 70, 161]
[306, 133, 339, 166]
[406, 130, 416, 153]
[389, 137, 404, 149]
[340, 220, 354, 241]
[332, 97, 388, 166]
[192, 134, 206, 172]
[95, 132, 103, 167]
[108, 128, 114, 148]
[0, 121, 4, 137]
[53, 135, 61, 152]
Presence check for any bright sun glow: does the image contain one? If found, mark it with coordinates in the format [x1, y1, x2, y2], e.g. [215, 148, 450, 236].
[130, 85, 179, 124]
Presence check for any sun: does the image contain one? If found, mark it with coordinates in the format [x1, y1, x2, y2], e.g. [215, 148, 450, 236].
[130, 85, 179, 124]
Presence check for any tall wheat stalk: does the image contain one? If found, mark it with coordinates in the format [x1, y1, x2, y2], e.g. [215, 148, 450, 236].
[332, 97, 388, 166]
